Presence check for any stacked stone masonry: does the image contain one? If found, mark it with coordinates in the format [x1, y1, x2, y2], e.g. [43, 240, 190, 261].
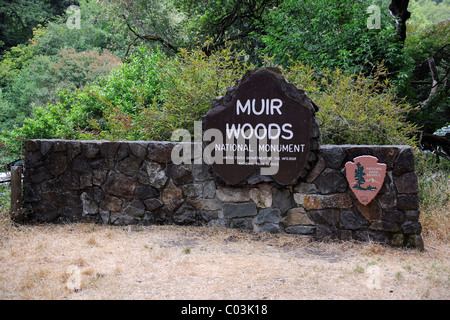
[23, 140, 423, 249]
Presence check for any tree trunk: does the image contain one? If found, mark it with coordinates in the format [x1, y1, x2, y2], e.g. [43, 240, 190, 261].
[389, 0, 411, 43]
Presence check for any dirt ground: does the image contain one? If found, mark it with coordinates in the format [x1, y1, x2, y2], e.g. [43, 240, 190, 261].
[0, 222, 448, 300]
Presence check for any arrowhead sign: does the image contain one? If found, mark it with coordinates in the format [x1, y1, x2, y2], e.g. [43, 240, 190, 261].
[345, 155, 386, 205]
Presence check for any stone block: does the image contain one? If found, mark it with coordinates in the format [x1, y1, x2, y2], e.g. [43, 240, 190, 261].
[285, 225, 315, 235]
[165, 163, 193, 185]
[229, 217, 253, 230]
[104, 171, 136, 199]
[397, 194, 419, 210]
[81, 192, 98, 216]
[249, 183, 273, 208]
[123, 200, 145, 218]
[406, 234, 424, 250]
[381, 210, 405, 223]
[393, 147, 415, 176]
[391, 234, 404, 247]
[301, 194, 352, 210]
[223, 202, 257, 219]
[187, 198, 223, 211]
[254, 208, 282, 225]
[143, 198, 163, 211]
[401, 221, 422, 235]
[134, 185, 160, 199]
[145, 162, 169, 189]
[308, 209, 340, 226]
[182, 183, 203, 198]
[254, 223, 282, 233]
[354, 200, 381, 221]
[370, 220, 400, 232]
[370, 146, 399, 170]
[314, 168, 347, 194]
[394, 172, 418, 194]
[272, 188, 295, 213]
[202, 181, 216, 199]
[294, 182, 318, 194]
[280, 207, 314, 226]
[147, 142, 176, 163]
[82, 142, 100, 159]
[305, 157, 326, 183]
[339, 229, 353, 241]
[129, 142, 147, 160]
[340, 211, 369, 230]
[117, 156, 141, 177]
[319, 145, 346, 169]
[217, 187, 250, 202]
[46, 152, 68, 176]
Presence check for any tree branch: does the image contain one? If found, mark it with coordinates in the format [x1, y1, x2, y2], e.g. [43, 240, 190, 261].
[122, 15, 177, 52]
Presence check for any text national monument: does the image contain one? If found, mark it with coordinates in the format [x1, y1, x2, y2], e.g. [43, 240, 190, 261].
[23, 67, 424, 249]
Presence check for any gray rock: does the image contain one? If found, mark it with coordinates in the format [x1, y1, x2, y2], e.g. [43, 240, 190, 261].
[320, 145, 346, 169]
[100, 141, 120, 158]
[81, 192, 98, 216]
[280, 207, 314, 226]
[285, 225, 315, 235]
[129, 142, 147, 160]
[182, 183, 203, 198]
[192, 163, 212, 181]
[314, 168, 347, 194]
[216, 188, 250, 202]
[272, 189, 295, 214]
[147, 141, 176, 163]
[401, 221, 422, 234]
[123, 200, 145, 218]
[223, 202, 257, 219]
[116, 143, 131, 161]
[187, 198, 222, 211]
[397, 194, 419, 210]
[391, 234, 404, 247]
[100, 195, 123, 212]
[104, 171, 136, 199]
[165, 163, 193, 185]
[394, 172, 419, 194]
[294, 182, 317, 194]
[393, 147, 415, 176]
[308, 209, 340, 226]
[381, 210, 405, 223]
[254, 223, 281, 233]
[404, 210, 420, 221]
[46, 152, 68, 176]
[71, 155, 90, 173]
[117, 156, 141, 177]
[145, 162, 168, 189]
[254, 208, 282, 225]
[406, 234, 424, 250]
[340, 211, 369, 230]
[162, 180, 184, 211]
[82, 142, 100, 159]
[202, 181, 216, 199]
[305, 157, 326, 183]
[229, 217, 253, 230]
[143, 198, 163, 211]
[134, 185, 159, 199]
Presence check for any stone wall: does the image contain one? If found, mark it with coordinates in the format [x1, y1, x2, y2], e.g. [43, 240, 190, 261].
[23, 139, 423, 249]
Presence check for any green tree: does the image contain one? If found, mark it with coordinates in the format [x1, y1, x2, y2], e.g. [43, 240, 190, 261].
[261, 0, 405, 76]
[354, 162, 367, 190]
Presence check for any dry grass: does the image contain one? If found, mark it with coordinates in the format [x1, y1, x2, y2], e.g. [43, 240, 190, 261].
[0, 221, 448, 300]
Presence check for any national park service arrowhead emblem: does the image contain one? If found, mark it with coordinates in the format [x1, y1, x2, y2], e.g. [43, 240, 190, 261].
[345, 155, 386, 205]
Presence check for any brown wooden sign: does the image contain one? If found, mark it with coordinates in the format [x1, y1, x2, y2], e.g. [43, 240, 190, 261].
[345, 155, 386, 205]
[203, 68, 315, 185]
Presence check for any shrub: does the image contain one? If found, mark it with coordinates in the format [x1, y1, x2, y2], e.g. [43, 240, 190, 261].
[284, 62, 418, 145]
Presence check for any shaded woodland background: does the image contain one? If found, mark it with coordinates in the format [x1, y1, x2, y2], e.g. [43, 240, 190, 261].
[0, 0, 449, 163]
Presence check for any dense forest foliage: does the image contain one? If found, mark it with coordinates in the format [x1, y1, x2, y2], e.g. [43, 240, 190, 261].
[0, 0, 449, 163]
